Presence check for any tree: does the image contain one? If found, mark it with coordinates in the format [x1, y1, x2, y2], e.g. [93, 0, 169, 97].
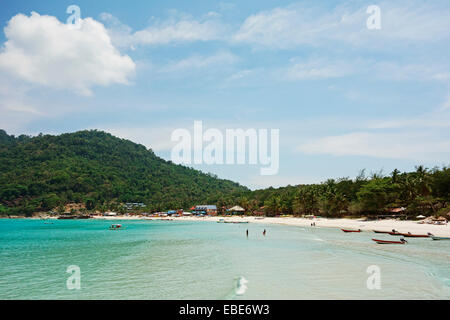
[356, 178, 396, 213]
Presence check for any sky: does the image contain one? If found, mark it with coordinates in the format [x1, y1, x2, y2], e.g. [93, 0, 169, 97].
[0, 0, 449, 189]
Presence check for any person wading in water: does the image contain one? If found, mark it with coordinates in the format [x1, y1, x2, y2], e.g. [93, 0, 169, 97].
[263, 229, 266, 236]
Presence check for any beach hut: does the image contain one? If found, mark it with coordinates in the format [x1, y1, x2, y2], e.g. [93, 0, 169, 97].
[228, 206, 245, 215]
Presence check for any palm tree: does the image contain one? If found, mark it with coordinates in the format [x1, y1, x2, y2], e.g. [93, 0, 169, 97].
[391, 168, 400, 184]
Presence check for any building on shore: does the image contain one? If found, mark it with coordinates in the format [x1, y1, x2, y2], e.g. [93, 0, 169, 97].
[124, 202, 146, 211]
[103, 211, 118, 216]
[193, 205, 217, 215]
[228, 205, 245, 215]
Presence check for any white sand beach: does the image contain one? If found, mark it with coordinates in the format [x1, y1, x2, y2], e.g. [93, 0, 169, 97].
[93, 215, 450, 237]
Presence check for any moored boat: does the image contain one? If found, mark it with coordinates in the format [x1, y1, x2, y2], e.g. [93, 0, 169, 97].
[402, 232, 432, 238]
[341, 229, 361, 233]
[389, 231, 431, 237]
[373, 230, 391, 234]
[372, 238, 407, 244]
[109, 224, 123, 230]
[388, 231, 403, 236]
[224, 221, 249, 224]
[431, 236, 450, 241]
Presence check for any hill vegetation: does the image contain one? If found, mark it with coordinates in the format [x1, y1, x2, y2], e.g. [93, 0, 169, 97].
[0, 129, 247, 216]
[221, 167, 450, 218]
[0, 129, 449, 218]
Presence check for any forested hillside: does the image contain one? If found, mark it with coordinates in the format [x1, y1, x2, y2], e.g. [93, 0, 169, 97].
[217, 167, 450, 218]
[0, 130, 247, 215]
[1, 129, 449, 218]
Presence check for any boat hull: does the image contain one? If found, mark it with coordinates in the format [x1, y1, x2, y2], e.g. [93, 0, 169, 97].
[341, 229, 361, 233]
[388, 232, 404, 236]
[390, 232, 430, 237]
[431, 236, 450, 241]
[372, 238, 406, 244]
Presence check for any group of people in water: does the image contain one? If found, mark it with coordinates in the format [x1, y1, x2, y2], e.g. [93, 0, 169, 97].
[246, 229, 266, 238]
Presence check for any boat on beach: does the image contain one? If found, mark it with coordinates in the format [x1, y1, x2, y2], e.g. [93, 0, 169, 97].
[341, 229, 361, 233]
[372, 238, 407, 244]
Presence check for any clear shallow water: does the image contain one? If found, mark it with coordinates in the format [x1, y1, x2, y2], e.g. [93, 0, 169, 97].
[0, 219, 448, 299]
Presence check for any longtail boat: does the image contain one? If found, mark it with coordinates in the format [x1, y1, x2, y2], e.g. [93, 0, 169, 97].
[431, 236, 450, 241]
[373, 230, 391, 234]
[389, 231, 431, 237]
[401, 232, 431, 238]
[341, 229, 361, 233]
[109, 224, 123, 230]
[372, 238, 407, 244]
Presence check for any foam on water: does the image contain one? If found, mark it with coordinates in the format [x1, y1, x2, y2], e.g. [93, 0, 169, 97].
[235, 276, 248, 296]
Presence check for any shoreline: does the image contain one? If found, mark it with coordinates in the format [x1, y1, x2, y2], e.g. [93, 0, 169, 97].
[7, 215, 447, 236]
[173, 216, 450, 236]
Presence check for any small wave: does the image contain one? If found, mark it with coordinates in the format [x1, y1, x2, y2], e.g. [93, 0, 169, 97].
[313, 238, 324, 242]
[235, 276, 248, 296]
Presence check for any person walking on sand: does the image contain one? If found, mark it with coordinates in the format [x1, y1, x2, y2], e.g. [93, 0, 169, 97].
[263, 229, 266, 236]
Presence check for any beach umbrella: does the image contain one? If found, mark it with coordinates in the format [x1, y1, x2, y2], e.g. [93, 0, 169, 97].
[416, 215, 426, 219]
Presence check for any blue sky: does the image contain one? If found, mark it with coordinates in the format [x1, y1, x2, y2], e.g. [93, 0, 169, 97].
[0, 0, 449, 189]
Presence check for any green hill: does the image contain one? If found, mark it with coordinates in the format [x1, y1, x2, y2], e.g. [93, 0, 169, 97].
[0, 129, 247, 216]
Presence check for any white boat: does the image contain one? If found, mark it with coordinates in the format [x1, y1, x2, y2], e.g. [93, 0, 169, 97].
[431, 236, 450, 241]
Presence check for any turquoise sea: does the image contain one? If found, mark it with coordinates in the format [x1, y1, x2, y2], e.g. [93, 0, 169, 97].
[0, 219, 449, 299]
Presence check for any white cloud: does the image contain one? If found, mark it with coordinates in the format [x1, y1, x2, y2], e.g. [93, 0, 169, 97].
[297, 132, 450, 161]
[101, 12, 225, 48]
[368, 110, 450, 129]
[283, 58, 355, 80]
[373, 61, 450, 83]
[233, 1, 450, 49]
[0, 12, 135, 95]
[162, 51, 239, 73]
[0, 78, 44, 132]
[440, 96, 450, 111]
